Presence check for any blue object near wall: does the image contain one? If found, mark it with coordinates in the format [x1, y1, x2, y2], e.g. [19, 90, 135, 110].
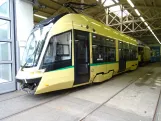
[150, 46, 160, 62]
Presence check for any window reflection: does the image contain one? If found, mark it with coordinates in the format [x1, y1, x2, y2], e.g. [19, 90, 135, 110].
[0, 19, 10, 40]
[92, 34, 116, 63]
[0, 42, 11, 61]
[0, 0, 9, 17]
[0, 64, 11, 83]
[43, 32, 71, 64]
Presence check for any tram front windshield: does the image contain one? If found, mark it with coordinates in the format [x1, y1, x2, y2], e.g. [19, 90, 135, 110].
[21, 23, 53, 67]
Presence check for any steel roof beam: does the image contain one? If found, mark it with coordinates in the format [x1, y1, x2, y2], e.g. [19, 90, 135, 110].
[108, 17, 161, 25]
[33, 8, 52, 16]
[135, 33, 161, 38]
[135, 5, 161, 10]
[50, 0, 63, 6]
[105, 5, 161, 11]
[152, 0, 156, 6]
[104, 3, 123, 9]
[38, 2, 57, 11]
[122, 28, 161, 34]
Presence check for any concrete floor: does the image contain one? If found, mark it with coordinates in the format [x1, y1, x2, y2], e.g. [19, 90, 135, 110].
[0, 63, 161, 121]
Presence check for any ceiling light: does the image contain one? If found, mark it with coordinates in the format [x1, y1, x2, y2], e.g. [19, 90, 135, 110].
[114, 0, 119, 3]
[150, 29, 153, 33]
[127, 0, 161, 44]
[144, 22, 148, 26]
[134, 9, 140, 16]
[151, 31, 155, 35]
[151, 31, 161, 44]
[149, 29, 153, 32]
[155, 37, 161, 44]
[140, 17, 145, 22]
[127, 0, 134, 7]
[147, 26, 151, 30]
[34, 14, 47, 19]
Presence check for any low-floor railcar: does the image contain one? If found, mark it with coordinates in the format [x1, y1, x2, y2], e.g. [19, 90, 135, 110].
[16, 13, 138, 94]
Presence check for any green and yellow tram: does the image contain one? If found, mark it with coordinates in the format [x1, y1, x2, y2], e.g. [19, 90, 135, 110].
[138, 44, 151, 65]
[16, 13, 138, 94]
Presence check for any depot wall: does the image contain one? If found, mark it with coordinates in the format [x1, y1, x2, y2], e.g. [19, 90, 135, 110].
[15, 0, 34, 62]
[149, 44, 161, 54]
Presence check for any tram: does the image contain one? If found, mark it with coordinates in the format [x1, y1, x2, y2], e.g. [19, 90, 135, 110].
[16, 13, 138, 94]
[138, 44, 151, 65]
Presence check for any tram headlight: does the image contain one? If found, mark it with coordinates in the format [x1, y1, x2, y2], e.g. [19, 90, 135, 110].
[30, 69, 46, 75]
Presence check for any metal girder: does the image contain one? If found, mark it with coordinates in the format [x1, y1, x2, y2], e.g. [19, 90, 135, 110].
[136, 5, 161, 10]
[120, 4, 161, 10]
[122, 28, 161, 34]
[93, 2, 123, 19]
[104, 2, 161, 40]
[104, 3, 122, 9]
[139, 8, 161, 20]
[135, 33, 161, 38]
[104, 4, 161, 10]
[129, 30, 161, 44]
[50, 0, 62, 6]
[33, 8, 52, 16]
[38, 1, 57, 11]
[108, 17, 161, 26]
[53, 6, 71, 15]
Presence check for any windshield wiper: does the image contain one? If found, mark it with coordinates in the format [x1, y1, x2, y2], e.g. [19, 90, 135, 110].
[21, 27, 47, 69]
[32, 41, 41, 66]
[21, 61, 29, 71]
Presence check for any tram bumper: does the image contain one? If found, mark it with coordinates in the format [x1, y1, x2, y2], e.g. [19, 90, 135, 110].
[16, 68, 45, 93]
[16, 78, 41, 93]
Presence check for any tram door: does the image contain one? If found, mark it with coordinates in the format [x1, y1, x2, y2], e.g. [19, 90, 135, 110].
[118, 41, 126, 72]
[74, 30, 90, 85]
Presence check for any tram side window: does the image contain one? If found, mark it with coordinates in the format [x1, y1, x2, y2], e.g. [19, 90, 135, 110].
[129, 44, 137, 60]
[118, 41, 123, 59]
[119, 41, 130, 60]
[43, 31, 71, 66]
[138, 47, 143, 55]
[105, 38, 116, 62]
[129, 44, 133, 60]
[132, 45, 137, 60]
[123, 42, 129, 60]
[92, 34, 105, 63]
[55, 33, 71, 61]
[92, 34, 116, 63]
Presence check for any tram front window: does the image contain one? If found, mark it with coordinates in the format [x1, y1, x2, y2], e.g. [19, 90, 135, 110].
[21, 23, 53, 67]
[42, 31, 72, 71]
[43, 31, 71, 64]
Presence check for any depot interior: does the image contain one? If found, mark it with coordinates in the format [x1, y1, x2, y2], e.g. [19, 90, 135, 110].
[0, 0, 161, 94]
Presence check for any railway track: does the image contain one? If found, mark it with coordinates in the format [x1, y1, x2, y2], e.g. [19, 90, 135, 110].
[152, 90, 161, 121]
[0, 93, 28, 103]
[0, 65, 157, 121]
[78, 66, 157, 121]
[0, 90, 71, 121]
